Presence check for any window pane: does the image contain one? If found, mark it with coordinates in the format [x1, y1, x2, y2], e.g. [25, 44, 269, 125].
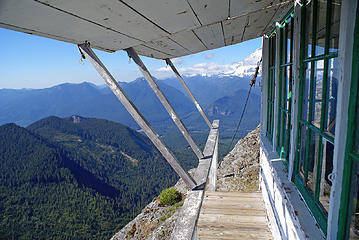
[307, 131, 321, 194]
[319, 141, 334, 213]
[315, 0, 327, 56]
[312, 60, 324, 128]
[299, 125, 308, 180]
[326, 58, 339, 136]
[329, 0, 342, 53]
[305, 1, 313, 58]
[303, 63, 311, 121]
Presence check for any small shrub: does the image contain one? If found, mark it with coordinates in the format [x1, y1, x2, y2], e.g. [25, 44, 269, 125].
[159, 216, 167, 222]
[173, 201, 184, 208]
[159, 187, 181, 206]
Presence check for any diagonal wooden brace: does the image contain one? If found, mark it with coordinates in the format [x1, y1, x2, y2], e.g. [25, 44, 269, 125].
[78, 43, 197, 189]
[125, 47, 204, 160]
[165, 58, 212, 129]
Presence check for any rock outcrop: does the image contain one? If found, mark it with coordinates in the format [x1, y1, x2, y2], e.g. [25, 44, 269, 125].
[217, 125, 260, 192]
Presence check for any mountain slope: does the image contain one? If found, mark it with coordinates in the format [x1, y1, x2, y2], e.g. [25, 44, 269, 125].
[1, 116, 198, 239]
[0, 79, 195, 129]
[0, 123, 126, 239]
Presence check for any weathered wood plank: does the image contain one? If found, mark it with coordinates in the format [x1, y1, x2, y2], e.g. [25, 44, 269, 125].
[133, 45, 174, 59]
[36, 0, 169, 42]
[121, 0, 200, 33]
[201, 208, 266, 216]
[143, 37, 191, 58]
[194, 120, 219, 186]
[168, 30, 207, 54]
[78, 43, 196, 189]
[207, 135, 218, 191]
[126, 47, 204, 160]
[194, 23, 225, 50]
[197, 191, 272, 239]
[203, 191, 262, 197]
[187, 0, 229, 25]
[0, 0, 141, 52]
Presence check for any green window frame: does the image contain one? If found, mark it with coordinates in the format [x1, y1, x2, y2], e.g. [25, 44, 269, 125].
[338, 6, 359, 239]
[276, 10, 294, 164]
[266, 34, 276, 142]
[293, 0, 341, 234]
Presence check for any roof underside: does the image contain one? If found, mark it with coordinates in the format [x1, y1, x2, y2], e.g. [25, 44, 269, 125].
[0, 0, 292, 59]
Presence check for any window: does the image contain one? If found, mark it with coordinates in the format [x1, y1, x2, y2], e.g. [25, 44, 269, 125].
[338, 7, 359, 239]
[276, 11, 294, 163]
[266, 34, 276, 141]
[293, 0, 341, 234]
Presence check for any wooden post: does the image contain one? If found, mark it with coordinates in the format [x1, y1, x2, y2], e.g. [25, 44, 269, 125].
[165, 58, 212, 129]
[78, 43, 197, 189]
[125, 47, 204, 160]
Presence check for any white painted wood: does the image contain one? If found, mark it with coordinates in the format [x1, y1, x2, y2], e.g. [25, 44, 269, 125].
[143, 37, 191, 58]
[288, 3, 302, 181]
[208, 135, 218, 191]
[187, 0, 229, 25]
[327, 0, 358, 238]
[36, 0, 168, 42]
[230, 0, 291, 18]
[222, 15, 248, 46]
[132, 45, 174, 59]
[121, 0, 200, 33]
[260, 137, 326, 239]
[169, 30, 207, 54]
[78, 43, 197, 189]
[0, 0, 141, 52]
[194, 23, 225, 50]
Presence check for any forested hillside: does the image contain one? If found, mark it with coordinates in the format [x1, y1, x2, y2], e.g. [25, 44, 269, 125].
[0, 116, 198, 239]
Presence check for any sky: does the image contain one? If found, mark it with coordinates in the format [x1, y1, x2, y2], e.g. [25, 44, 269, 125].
[0, 27, 262, 89]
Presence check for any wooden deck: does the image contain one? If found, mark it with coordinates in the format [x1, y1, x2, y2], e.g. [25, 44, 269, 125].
[197, 191, 273, 240]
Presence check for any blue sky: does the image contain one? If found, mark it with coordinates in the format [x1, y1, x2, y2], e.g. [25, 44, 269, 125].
[0, 27, 262, 89]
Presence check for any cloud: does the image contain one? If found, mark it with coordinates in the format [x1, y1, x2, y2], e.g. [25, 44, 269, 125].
[171, 57, 183, 65]
[204, 53, 215, 60]
[153, 48, 262, 79]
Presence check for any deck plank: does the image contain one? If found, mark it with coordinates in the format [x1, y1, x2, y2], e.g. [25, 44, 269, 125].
[197, 191, 272, 240]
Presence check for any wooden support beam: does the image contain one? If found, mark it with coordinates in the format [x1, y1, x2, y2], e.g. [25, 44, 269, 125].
[78, 43, 197, 189]
[171, 120, 219, 240]
[165, 58, 212, 129]
[125, 47, 204, 160]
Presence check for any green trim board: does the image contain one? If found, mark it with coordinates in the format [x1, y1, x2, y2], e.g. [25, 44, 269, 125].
[276, 10, 294, 162]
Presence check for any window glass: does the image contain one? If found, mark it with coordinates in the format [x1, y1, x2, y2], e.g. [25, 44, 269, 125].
[312, 60, 324, 128]
[319, 140, 334, 213]
[303, 63, 312, 121]
[326, 58, 339, 136]
[315, 0, 327, 56]
[306, 131, 321, 194]
[329, 0, 342, 53]
[299, 125, 308, 180]
[305, 1, 314, 58]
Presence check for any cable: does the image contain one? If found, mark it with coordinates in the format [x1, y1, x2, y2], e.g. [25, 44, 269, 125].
[226, 58, 262, 154]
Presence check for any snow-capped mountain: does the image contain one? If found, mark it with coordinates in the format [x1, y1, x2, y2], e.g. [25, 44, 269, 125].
[153, 48, 262, 79]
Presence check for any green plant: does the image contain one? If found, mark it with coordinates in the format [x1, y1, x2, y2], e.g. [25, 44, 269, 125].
[159, 187, 181, 206]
